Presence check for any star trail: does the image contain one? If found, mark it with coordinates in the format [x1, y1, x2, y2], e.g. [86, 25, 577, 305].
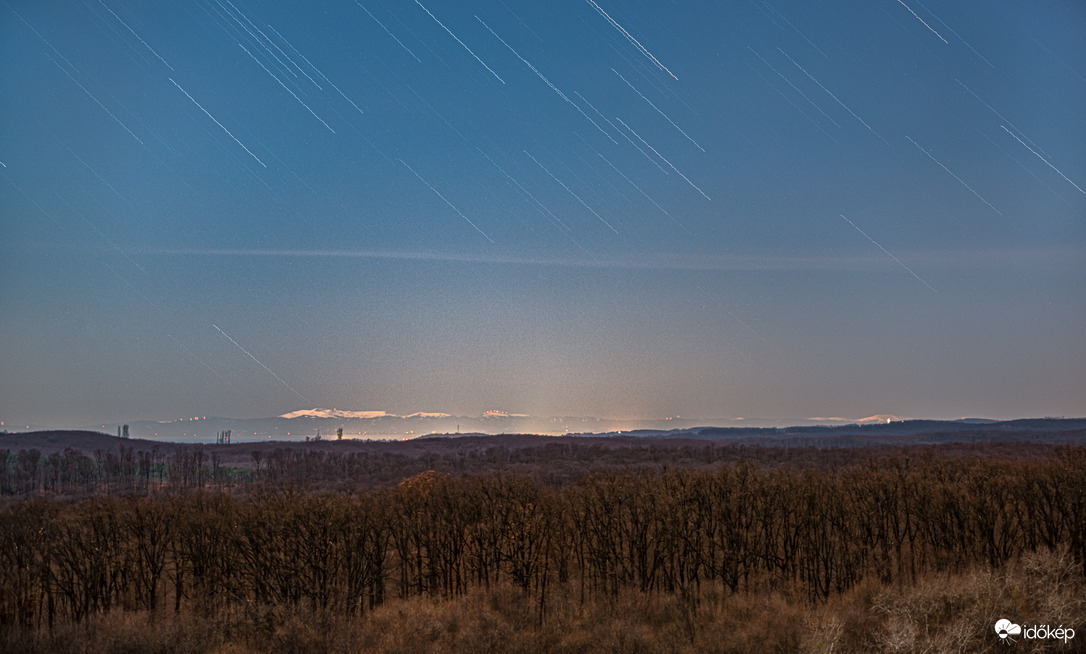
[1, 0, 1083, 427]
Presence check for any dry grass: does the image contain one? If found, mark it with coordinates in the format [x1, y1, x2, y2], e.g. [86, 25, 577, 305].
[3, 548, 1082, 653]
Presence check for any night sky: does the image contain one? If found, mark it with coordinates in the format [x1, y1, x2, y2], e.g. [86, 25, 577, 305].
[2, 0, 1084, 428]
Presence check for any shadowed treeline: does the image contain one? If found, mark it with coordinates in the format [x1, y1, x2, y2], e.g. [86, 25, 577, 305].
[1, 432, 1079, 495]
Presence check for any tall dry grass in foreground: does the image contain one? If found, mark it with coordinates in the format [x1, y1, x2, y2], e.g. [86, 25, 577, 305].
[2, 547, 1082, 653]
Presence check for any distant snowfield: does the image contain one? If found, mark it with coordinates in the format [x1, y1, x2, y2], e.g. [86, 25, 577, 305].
[280, 408, 394, 420]
[280, 408, 459, 420]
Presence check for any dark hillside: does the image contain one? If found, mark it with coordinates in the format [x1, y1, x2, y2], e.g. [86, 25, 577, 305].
[2, 428, 1083, 494]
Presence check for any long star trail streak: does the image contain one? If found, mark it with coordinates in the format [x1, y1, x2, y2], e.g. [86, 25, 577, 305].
[5, 3, 80, 72]
[743, 60, 840, 144]
[383, 12, 446, 65]
[63, 144, 131, 205]
[747, 46, 840, 128]
[97, 0, 173, 70]
[296, 55, 366, 118]
[1033, 37, 1086, 85]
[48, 188, 148, 274]
[612, 68, 704, 151]
[1000, 126, 1086, 195]
[572, 91, 627, 146]
[840, 214, 937, 293]
[614, 117, 711, 201]
[895, 0, 947, 44]
[524, 150, 620, 234]
[399, 81, 478, 153]
[975, 128, 1069, 204]
[954, 80, 1048, 157]
[906, 136, 1003, 215]
[470, 17, 561, 103]
[46, 55, 145, 146]
[759, 0, 827, 58]
[214, 0, 303, 84]
[497, 0, 543, 41]
[595, 151, 692, 236]
[221, 0, 312, 85]
[212, 324, 311, 403]
[261, 24, 366, 118]
[169, 78, 266, 167]
[751, 0, 783, 30]
[476, 16, 615, 144]
[3, 171, 64, 227]
[604, 110, 670, 173]
[586, 0, 677, 80]
[399, 159, 495, 243]
[220, 2, 317, 90]
[915, 1, 993, 68]
[476, 149, 593, 256]
[413, 0, 504, 83]
[474, 147, 576, 234]
[778, 48, 890, 146]
[238, 43, 336, 133]
[564, 135, 634, 202]
[355, 1, 422, 63]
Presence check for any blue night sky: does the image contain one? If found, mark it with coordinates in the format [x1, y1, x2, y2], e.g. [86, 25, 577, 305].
[1, 0, 1084, 427]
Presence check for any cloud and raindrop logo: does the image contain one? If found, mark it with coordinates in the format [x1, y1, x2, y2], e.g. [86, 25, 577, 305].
[995, 619, 1021, 644]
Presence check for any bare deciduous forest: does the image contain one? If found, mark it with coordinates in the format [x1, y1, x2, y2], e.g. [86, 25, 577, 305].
[1, 436, 1083, 652]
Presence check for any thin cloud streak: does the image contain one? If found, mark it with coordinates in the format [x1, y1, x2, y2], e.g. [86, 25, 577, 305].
[132, 246, 1081, 272]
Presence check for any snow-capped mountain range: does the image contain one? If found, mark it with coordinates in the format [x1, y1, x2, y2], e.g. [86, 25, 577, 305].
[279, 408, 453, 420]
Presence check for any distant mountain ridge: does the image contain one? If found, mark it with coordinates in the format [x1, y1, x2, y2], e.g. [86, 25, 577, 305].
[7, 409, 1081, 445]
[615, 417, 1086, 443]
[3, 419, 1083, 461]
